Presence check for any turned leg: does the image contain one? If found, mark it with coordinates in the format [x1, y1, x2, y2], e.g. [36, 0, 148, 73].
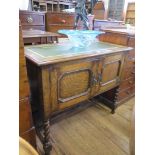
[111, 100, 117, 114]
[43, 119, 52, 155]
[111, 87, 119, 114]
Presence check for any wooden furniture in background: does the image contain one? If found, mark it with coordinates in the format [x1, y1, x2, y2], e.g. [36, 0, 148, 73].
[108, 0, 125, 21]
[46, 12, 75, 33]
[25, 41, 132, 154]
[46, 0, 74, 12]
[32, 0, 74, 12]
[93, 19, 123, 30]
[46, 12, 94, 33]
[125, 2, 135, 25]
[32, 0, 47, 11]
[19, 22, 36, 148]
[22, 29, 60, 45]
[19, 10, 45, 31]
[93, 1, 105, 20]
[98, 28, 135, 113]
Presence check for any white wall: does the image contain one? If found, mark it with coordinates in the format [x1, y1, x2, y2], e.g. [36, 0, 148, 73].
[19, 0, 30, 10]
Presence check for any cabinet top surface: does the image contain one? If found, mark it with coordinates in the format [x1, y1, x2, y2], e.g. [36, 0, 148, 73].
[25, 41, 132, 66]
[103, 28, 135, 36]
[22, 30, 60, 38]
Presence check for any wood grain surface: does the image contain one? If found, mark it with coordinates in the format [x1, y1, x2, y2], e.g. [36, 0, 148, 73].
[19, 21, 36, 148]
[37, 98, 135, 155]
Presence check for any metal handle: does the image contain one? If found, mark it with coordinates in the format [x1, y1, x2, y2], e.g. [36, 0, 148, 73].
[27, 16, 33, 23]
[61, 19, 66, 23]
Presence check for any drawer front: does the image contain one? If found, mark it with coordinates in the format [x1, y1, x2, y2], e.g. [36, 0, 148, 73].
[46, 13, 75, 26]
[119, 77, 135, 90]
[117, 86, 135, 101]
[121, 67, 135, 80]
[20, 13, 45, 26]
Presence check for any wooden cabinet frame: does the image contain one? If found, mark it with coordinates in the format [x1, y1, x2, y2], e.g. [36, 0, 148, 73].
[27, 52, 125, 118]
[25, 42, 131, 155]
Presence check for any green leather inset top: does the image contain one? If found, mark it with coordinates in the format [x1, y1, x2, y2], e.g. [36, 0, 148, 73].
[25, 41, 132, 66]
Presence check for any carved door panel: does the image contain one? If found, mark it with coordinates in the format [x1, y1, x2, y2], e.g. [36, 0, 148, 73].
[98, 53, 124, 93]
[56, 58, 99, 110]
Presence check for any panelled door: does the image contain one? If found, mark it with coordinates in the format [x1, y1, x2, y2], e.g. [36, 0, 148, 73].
[56, 58, 99, 110]
[98, 53, 125, 94]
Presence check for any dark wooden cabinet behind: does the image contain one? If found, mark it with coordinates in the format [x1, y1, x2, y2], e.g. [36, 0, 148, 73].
[98, 29, 135, 113]
[46, 12, 94, 33]
[19, 22, 36, 148]
[19, 10, 45, 31]
[46, 12, 75, 33]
